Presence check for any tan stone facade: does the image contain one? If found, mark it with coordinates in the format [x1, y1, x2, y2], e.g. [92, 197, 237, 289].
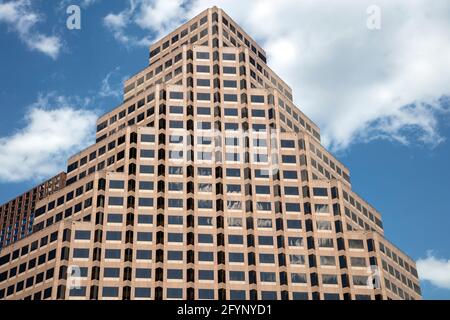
[0, 7, 420, 300]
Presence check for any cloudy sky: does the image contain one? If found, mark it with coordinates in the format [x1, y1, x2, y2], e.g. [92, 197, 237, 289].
[0, 0, 449, 299]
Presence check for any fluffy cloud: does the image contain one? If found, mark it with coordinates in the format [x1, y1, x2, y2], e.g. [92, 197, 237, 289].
[0, 94, 98, 182]
[417, 252, 450, 290]
[103, 0, 188, 47]
[0, 0, 62, 59]
[104, 0, 450, 151]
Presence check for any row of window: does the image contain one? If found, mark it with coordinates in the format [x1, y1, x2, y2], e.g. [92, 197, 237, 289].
[0, 231, 58, 268]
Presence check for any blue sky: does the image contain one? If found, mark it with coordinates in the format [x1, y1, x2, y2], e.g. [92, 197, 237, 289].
[0, 0, 449, 299]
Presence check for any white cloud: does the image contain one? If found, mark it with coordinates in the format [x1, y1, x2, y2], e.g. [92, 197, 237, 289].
[0, 0, 62, 59]
[0, 94, 98, 182]
[417, 252, 450, 290]
[103, 0, 188, 47]
[99, 67, 123, 98]
[104, 0, 450, 151]
[81, 0, 101, 8]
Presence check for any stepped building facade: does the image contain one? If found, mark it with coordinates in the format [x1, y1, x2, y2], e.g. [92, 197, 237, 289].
[0, 7, 421, 300]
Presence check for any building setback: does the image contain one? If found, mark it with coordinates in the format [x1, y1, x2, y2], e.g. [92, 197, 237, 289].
[0, 7, 421, 300]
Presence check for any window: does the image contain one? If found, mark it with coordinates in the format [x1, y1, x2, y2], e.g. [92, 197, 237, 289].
[287, 220, 302, 229]
[106, 231, 122, 241]
[256, 186, 270, 194]
[70, 287, 86, 297]
[102, 287, 119, 297]
[316, 221, 332, 231]
[260, 272, 276, 282]
[197, 65, 210, 73]
[168, 233, 183, 243]
[293, 292, 309, 300]
[198, 200, 213, 209]
[228, 217, 242, 227]
[73, 248, 89, 259]
[286, 203, 301, 212]
[107, 214, 122, 224]
[290, 254, 305, 265]
[224, 94, 238, 102]
[324, 293, 340, 300]
[226, 168, 240, 177]
[318, 238, 334, 248]
[139, 181, 154, 191]
[169, 120, 184, 129]
[223, 53, 236, 61]
[138, 214, 153, 224]
[353, 276, 369, 286]
[198, 167, 212, 176]
[198, 270, 214, 280]
[141, 134, 155, 143]
[313, 188, 328, 197]
[198, 289, 214, 300]
[315, 204, 329, 214]
[135, 288, 151, 298]
[229, 252, 244, 263]
[104, 268, 120, 278]
[229, 271, 245, 282]
[259, 254, 275, 264]
[291, 273, 307, 284]
[288, 237, 303, 247]
[282, 155, 296, 163]
[320, 256, 336, 266]
[136, 269, 152, 279]
[198, 252, 214, 261]
[223, 80, 237, 88]
[228, 235, 244, 245]
[257, 219, 272, 228]
[169, 166, 183, 175]
[167, 269, 183, 280]
[348, 239, 364, 249]
[284, 187, 299, 195]
[169, 182, 183, 191]
[230, 290, 246, 300]
[350, 257, 367, 267]
[138, 198, 154, 207]
[198, 183, 212, 192]
[137, 232, 153, 242]
[140, 165, 154, 174]
[140, 150, 155, 158]
[170, 92, 184, 100]
[322, 274, 338, 285]
[167, 288, 183, 299]
[251, 95, 265, 103]
[108, 197, 123, 206]
[281, 140, 295, 148]
[223, 66, 236, 74]
[75, 230, 91, 240]
[251, 109, 265, 117]
[136, 250, 152, 260]
[197, 79, 210, 87]
[196, 52, 209, 59]
[197, 93, 211, 101]
[258, 236, 273, 246]
[168, 216, 183, 225]
[109, 180, 124, 189]
[105, 249, 121, 260]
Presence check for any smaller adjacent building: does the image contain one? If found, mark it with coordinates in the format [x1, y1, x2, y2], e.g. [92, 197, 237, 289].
[0, 173, 66, 252]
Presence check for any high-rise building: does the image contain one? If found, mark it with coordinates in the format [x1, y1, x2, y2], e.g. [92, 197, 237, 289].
[0, 7, 421, 300]
[0, 173, 66, 252]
